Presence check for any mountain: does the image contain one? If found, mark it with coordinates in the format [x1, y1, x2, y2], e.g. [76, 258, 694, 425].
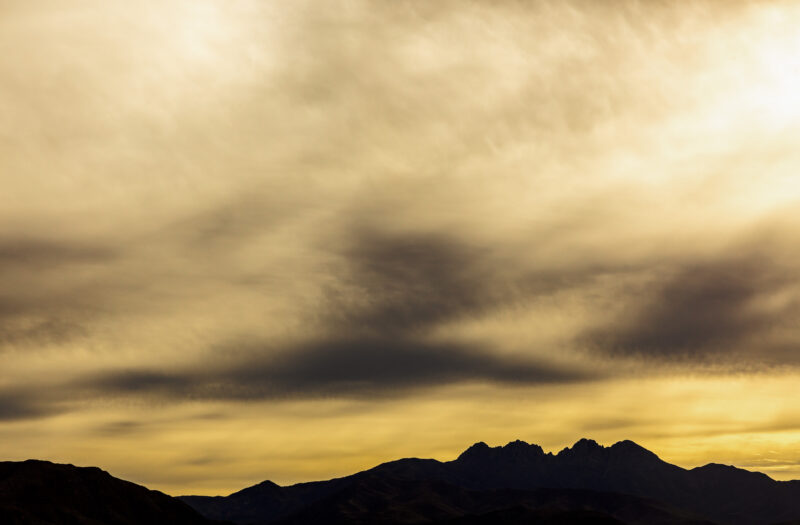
[267, 477, 712, 525]
[5, 441, 798, 524]
[181, 439, 800, 525]
[0, 459, 218, 525]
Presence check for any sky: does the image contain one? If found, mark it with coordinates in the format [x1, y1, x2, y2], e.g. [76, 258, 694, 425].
[2, 0, 800, 496]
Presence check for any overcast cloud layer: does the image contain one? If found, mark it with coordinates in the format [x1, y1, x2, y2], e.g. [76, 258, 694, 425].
[2, 0, 800, 494]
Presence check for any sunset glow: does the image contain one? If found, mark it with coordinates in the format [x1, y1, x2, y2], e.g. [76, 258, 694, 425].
[2, 0, 800, 496]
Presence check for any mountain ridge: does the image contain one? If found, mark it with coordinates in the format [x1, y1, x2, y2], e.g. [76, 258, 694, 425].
[3, 439, 799, 524]
[0, 459, 216, 524]
[180, 438, 800, 525]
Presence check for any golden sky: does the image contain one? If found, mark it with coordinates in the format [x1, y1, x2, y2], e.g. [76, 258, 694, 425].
[2, 0, 800, 496]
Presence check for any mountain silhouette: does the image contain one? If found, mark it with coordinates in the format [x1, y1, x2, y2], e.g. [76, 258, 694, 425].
[0, 459, 218, 525]
[181, 439, 800, 525]
[4, 441, 800, 524]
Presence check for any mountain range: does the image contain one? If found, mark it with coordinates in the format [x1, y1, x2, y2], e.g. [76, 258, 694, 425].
[4, 439, 800, 524]
[180, 439, 800, 525]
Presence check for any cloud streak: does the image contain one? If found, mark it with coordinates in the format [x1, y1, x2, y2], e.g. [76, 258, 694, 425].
[0, 387, 61, 422]
[83, 338, 596, 402]
[0, 237, 116, 349]
[583, 249, 800, 365]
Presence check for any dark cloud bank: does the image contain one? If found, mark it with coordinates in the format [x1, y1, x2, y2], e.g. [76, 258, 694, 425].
[584, 253, 800, 364]
[4, 222, 800, 422]
[85, 338, 592, 401]
[0, 338, 591, 421]
[0, 227, 599, 420]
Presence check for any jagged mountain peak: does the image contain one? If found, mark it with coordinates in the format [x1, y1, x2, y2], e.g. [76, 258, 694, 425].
[572, 437, 602, 451]
[458, 438, 662, 463]
[609, 439, 661, 459]
[248, 479, 282, 491]
[557, 437, 604, 457]
[458, 441, 490, 457]
[551, 438, 662, 464]
[610, 439, 643, 450]
[456, 439, 545, 462]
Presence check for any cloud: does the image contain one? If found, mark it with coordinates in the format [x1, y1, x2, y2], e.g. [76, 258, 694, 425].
[325, 226, 622, 335]
[0, 237, 116, 349]
[93, 420, 150, 437]
[0, 223, 604, 417]
[583, 252, 800, 363]
[0, 238, 114, 269]
[229, 338, 596, 397]
[80, 337, 597, 403]
[328, 229, 498, 334]
[0, 387, 62, 421]
[0, 317, 85, 349]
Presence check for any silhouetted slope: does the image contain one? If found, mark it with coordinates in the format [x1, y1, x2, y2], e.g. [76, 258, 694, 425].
[182, 476, 355, 524]
[687, 463, 800, 525]
[181, 439, 800, 525]
[0, 460, 214, 525]
[271, 476, 712, 525]
[438, 506, 627, 525]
